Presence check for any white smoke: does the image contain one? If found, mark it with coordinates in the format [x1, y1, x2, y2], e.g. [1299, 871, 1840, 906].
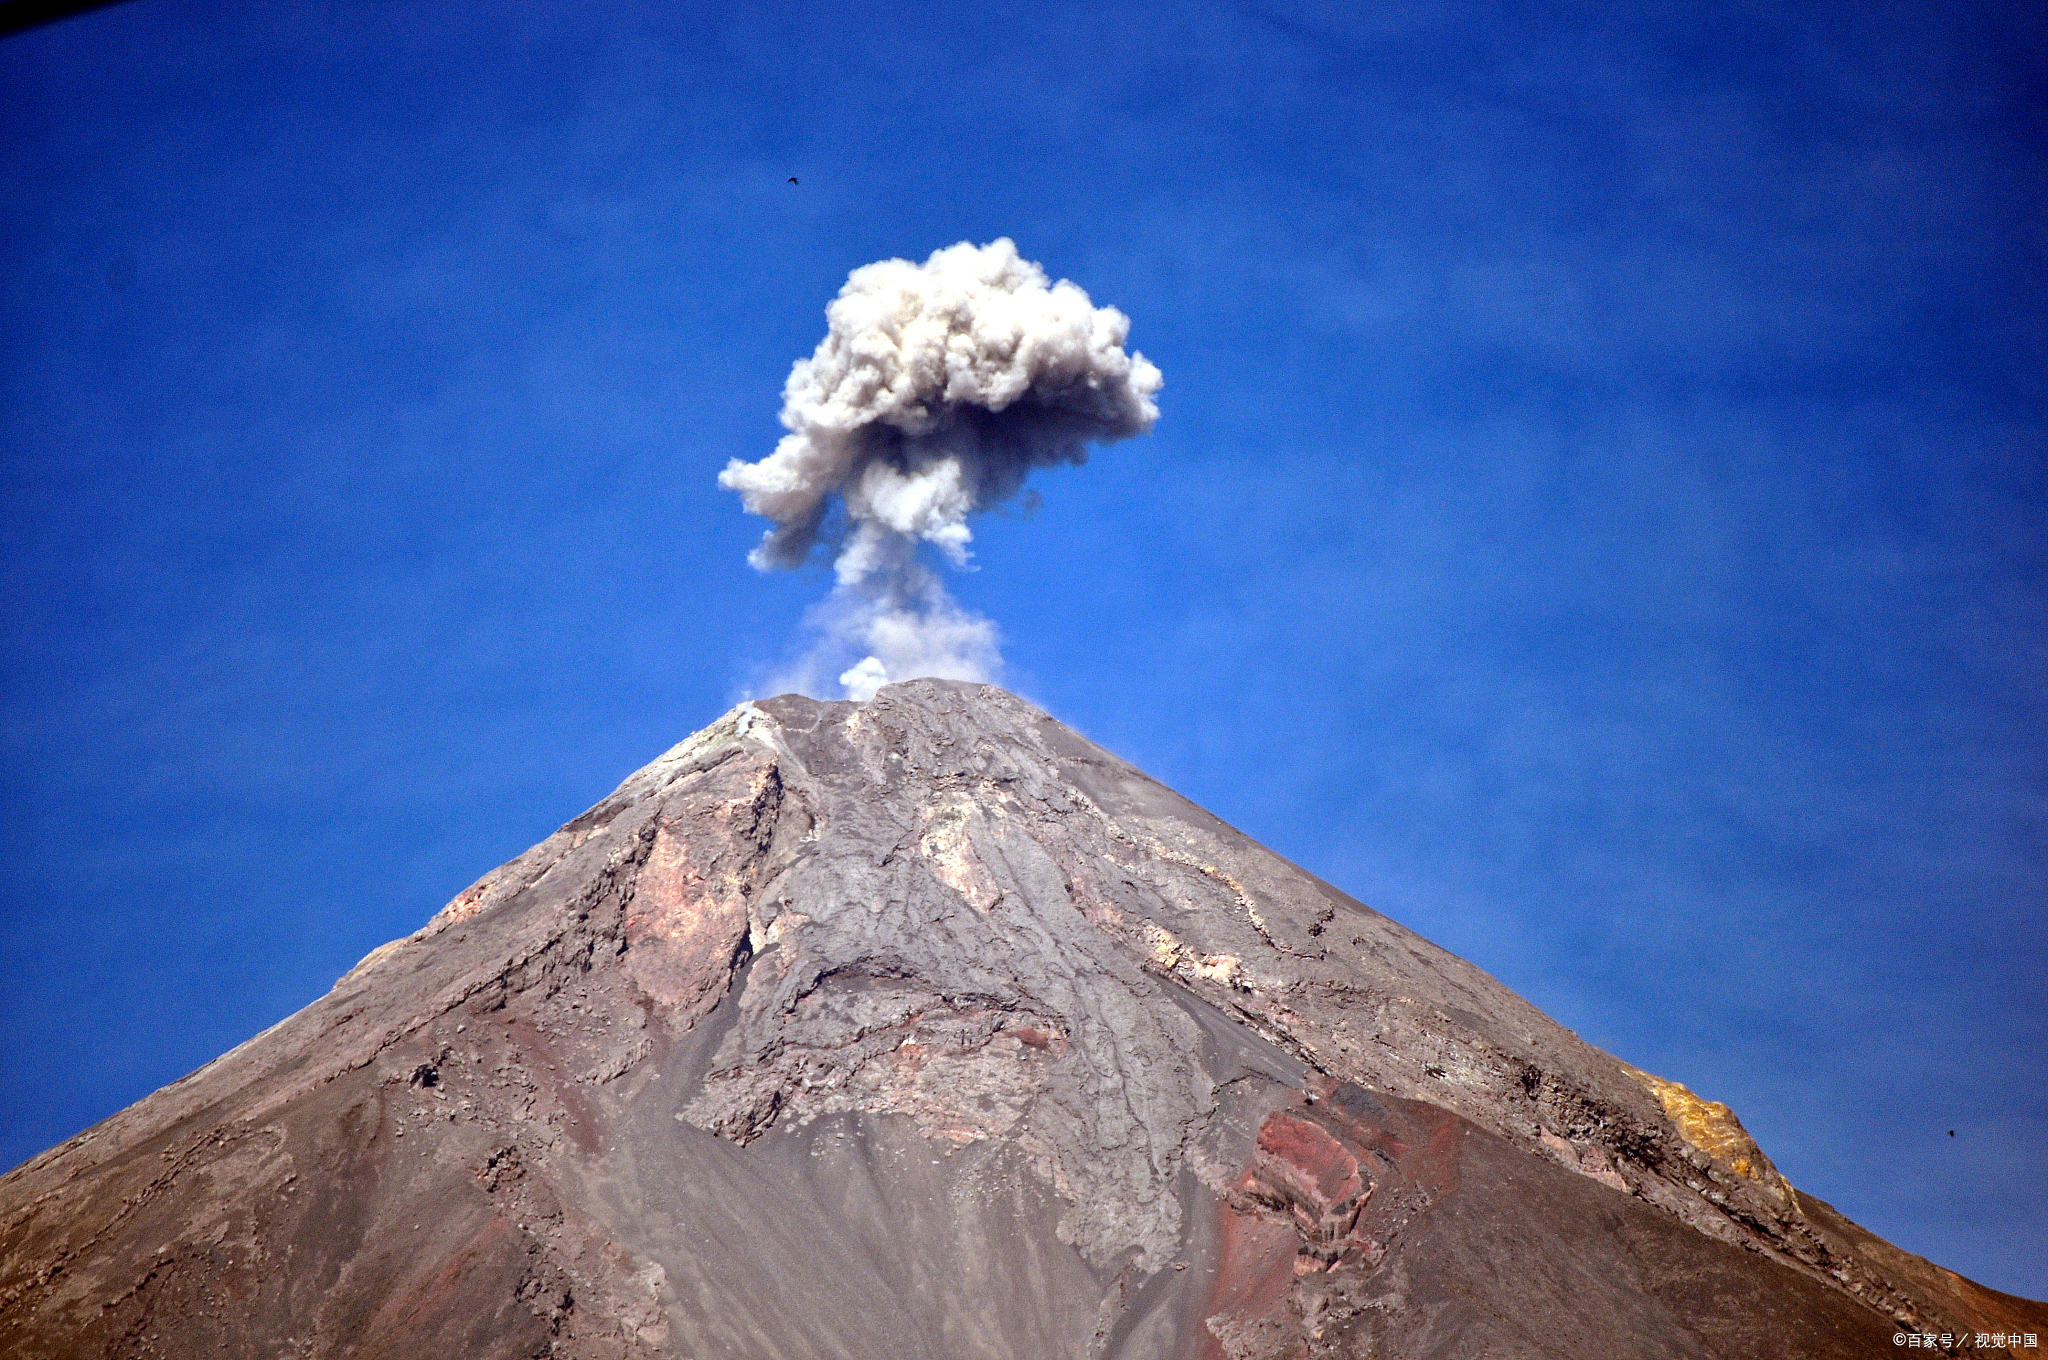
[723, 238, 1161, 700]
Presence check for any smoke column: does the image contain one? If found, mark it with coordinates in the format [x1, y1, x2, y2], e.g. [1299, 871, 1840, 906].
[721, 238, 1162, 700]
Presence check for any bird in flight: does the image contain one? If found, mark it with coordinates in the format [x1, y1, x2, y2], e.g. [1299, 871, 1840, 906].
[788, 177, 799, 185]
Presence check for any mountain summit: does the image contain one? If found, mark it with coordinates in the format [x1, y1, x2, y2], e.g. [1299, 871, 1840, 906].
[3, 680, 2039, 1358]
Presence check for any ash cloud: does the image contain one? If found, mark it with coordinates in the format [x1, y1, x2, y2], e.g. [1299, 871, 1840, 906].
[722, 238, 1161, 700]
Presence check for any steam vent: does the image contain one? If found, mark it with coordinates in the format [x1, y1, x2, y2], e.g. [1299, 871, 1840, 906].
[3, 680, 2041, 1358]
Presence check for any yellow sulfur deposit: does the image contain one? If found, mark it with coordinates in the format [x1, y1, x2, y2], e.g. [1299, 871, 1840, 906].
[1621, 1062, 1795, 1203]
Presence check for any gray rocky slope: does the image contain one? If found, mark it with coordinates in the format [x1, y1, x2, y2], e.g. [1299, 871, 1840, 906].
[2, 680, 2040, 1358]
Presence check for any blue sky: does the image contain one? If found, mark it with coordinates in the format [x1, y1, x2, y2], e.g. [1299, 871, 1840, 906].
[3, 0, 2042, 1295]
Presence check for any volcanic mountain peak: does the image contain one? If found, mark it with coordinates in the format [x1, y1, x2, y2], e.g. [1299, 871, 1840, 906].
[2, 679, 2038, 1359]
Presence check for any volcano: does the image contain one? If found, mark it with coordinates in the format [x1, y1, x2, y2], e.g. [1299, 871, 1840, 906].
[3, 680, 2040, 1358]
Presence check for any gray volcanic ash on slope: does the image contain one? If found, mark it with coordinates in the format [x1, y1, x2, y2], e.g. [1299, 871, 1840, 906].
[2, 681, 2041, 1359]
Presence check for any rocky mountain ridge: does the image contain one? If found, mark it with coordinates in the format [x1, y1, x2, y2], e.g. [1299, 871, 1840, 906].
[2, 679, 2039, 1358]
